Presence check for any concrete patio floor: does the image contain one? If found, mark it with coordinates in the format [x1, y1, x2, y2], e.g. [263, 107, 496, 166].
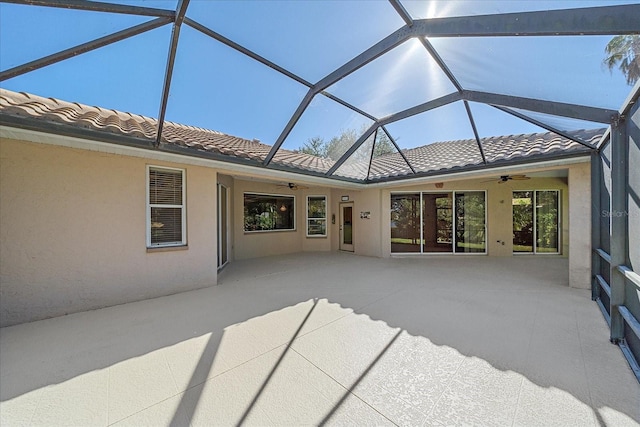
[1, 252, 638, 426]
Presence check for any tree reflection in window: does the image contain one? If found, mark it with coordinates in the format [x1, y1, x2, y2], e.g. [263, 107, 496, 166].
[244, 193, 295, 232]
[391, 193, 421, 252]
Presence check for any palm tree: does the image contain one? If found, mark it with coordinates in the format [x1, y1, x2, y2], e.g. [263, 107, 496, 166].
[603, 35, 640, 85]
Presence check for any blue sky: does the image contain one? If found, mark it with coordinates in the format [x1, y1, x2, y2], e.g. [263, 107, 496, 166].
[0, 0, 634, 152]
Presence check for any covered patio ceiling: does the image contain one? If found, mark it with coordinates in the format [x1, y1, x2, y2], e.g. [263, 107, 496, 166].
[1, 0, 639, 183]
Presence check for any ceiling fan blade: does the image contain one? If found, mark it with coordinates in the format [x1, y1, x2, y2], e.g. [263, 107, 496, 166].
[511, 176, 531, 180]
[275, 183, 310, 190]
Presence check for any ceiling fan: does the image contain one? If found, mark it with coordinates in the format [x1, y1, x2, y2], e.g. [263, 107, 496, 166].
[496, 174, 530, 184]
[276, 182, 309, 190]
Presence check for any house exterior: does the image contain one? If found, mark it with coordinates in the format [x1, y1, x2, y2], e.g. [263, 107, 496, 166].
[0, 89, 600, 327]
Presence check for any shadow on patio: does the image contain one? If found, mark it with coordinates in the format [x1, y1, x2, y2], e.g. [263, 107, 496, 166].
[1, 252, 638, 425]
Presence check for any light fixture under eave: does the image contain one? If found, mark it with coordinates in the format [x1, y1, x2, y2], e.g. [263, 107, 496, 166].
[279, 204, 287, 212]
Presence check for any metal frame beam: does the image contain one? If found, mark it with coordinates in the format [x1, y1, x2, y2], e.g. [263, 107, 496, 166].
[365, 125, 418, 181]
[379, 92, 462, 126]
[155, 0, 190, 147]
[493, 105, 597, 149]
[264, 2, 634, 167]
[184, 18, 312, 89]
[409, 5, 640, 37]
[263, 89, 315, 165]
[319, 92, 378, 123]
[326, 124, 378, 176]
[388, 0, 412, 27]
[463, 101, 486, 164]
[463, 91, 616, 124]
[365, 128, 379, 181]
[313, 25, 413, 92]
[0, 0, 175, 17]
[380, 125, 416, 175]
[418, 38, 463, 92]
[0, 17, 171, 81]
[591, 150, 603, 302]
[609, 115, 628, 342]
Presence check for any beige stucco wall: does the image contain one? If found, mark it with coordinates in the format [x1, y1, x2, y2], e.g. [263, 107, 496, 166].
[232, 179, 332, 260]
[1, 134, 593, 326]
[329, 188, 383, 257]
[0, 138, 218, 327]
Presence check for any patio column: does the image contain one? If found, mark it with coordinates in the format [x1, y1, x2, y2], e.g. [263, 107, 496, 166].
[568, 161, 592, 289]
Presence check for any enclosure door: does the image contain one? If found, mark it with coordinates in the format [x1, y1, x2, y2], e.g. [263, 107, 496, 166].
[339, 203, 354, 252]
[217, 184, 229, 268]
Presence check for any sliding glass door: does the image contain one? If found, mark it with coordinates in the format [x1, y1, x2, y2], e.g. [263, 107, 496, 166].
[391, 191, 486, 254]
[423, 193, 452, 252]
[455, 192, 486, 253]
[513, 191, 534, 252]
[512, 190, 559, 254]
[391, 193, 422, 253]
[535, 191, 560, 253]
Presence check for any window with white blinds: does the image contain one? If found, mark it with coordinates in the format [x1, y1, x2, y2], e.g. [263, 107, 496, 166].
[147, 166, 186, 247]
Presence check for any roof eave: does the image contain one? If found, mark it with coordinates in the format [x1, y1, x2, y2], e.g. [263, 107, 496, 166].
[365, 151, 591, 188]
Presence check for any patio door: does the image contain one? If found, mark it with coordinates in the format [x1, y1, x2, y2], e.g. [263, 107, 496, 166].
[217, 183, 229, 268]
[512, 190, 560, 254]
[339, 203, 354, 252]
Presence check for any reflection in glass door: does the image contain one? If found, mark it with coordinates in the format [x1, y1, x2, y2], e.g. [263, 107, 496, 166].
[455, 192, 486, 253]
[512, 190, 559, 254]
[423, 193, 452, 252]
[391, 192, 486, 254]
[391, 193, 421, 252]
[512, 191, 534, 252]
[536, 191, 559, 253]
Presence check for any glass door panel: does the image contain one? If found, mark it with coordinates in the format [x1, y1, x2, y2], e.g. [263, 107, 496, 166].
[455, 192, 486, 253]
[513, 191, 534, 252]
[391, 194, 421, 253]
[340, 203, 354, 252]
[217, 184, 228, 268]
[536, 191, 559, 253]
[423, 193, 453, 253]
[343, 206, 353, 245]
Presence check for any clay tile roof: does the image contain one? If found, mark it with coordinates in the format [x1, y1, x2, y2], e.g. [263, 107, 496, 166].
[0, 88, 330, 170]
[0, 89, 603, 181]
[366, 129, 601, 180]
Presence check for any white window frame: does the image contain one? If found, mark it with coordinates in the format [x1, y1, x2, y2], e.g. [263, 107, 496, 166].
[146, 165, 187, 248]
[306, 195, 327, 237]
